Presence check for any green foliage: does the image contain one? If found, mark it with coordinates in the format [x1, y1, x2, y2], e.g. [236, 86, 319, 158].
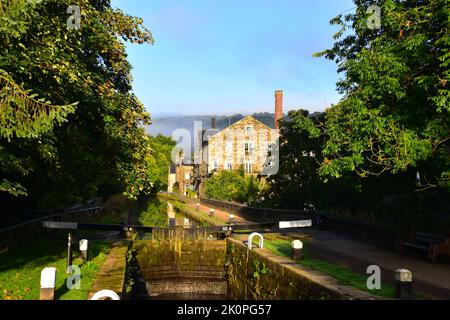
[0, 237, 110, 300]
[263, 110, 331, 211]
[0, 70, 76, 141]
[138, 198, 168, 227]
[265, 108, 450, 232]
[0, 178, 27, 197]
[314, 0, 450, 191]
[146, 135, 176, 193]
[263, 0, 450, 229]
[204, 169, 267, 205]
[0, 0, 157, 211]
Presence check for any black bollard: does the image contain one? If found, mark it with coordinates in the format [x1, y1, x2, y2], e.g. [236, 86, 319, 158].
[395, 269, 413, 299]
[66, 233, 73, 274]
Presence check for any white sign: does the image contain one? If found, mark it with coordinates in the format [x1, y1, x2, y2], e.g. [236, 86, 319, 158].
[40, 267, 57, 289]
[43, 221, 78, 230]
[79, 239, 88, 251]
[279, 220, 312, 229]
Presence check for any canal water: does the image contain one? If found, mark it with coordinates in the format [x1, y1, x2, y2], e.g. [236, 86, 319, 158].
[127, 198, 229, 300]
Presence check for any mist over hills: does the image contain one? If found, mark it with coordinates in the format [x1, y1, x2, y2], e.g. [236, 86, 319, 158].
[145, 112, 278, 138]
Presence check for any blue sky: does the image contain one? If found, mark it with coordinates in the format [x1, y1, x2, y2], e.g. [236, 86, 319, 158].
[111, 0, 355, 117]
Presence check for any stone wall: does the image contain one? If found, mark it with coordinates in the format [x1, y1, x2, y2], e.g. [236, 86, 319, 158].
[226, 238, 378, 300]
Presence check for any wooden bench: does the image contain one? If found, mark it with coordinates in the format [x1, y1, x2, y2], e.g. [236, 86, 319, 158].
[397, 229, 450, 263]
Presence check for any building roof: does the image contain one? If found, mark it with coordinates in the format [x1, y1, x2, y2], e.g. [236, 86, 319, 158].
[209, 115, 273, 138]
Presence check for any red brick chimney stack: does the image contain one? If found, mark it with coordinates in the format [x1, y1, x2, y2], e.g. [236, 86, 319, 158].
[274, 90, 283, 130]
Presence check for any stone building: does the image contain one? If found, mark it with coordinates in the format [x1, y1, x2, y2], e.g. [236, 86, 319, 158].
[175, 164, 194, 196]
[167, 164, 176, 192]
[192, 90, 283, 196]
[167, 150, 195, 196]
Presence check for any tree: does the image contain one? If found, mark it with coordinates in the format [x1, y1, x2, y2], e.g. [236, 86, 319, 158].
[204, 169, 267, 205]
[263, 110, 326, 210]
[146, 135, 176, 193]
[313, 0, 450, 191]
[0, 0, 155, 217]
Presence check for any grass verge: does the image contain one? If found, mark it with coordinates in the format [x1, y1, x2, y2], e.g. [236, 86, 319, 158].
[0, 236, 110, 300]
[264, 238, 397, 299]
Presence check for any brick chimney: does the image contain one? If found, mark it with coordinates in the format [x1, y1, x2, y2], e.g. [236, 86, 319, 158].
[274, 90, 283, 129]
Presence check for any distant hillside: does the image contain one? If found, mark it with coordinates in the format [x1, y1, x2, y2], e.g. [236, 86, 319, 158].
[145, 112, 278, 138]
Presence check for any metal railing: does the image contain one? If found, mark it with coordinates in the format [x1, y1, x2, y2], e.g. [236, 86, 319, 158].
[0, 199, 104, 249]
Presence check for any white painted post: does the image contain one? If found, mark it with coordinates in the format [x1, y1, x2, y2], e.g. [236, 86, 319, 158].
[66, 233, 72, 274]
[209, 208, 215, 218]
[196, 203, 200, 211]
[291, 240, 303, 260]
[126, 227, 134, 239]
[40, 267, 57, 300]
[395, 269, 413, 299]
[79, 239, 88, 261]
[229, 214, 235, 224]
[183, 218, 190, 228]
[91, 290, 121, 300]
[247, 232, 264, 250]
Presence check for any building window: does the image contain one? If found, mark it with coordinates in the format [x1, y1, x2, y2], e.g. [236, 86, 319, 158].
[225, 141, 233, 156]
[213, 160, 218, 171]
[267, 144, 273, 158]
[226, 162, 232, 170]
[244, 142, 254, 156]
[246, 126, 253, 133]
[245, 162, 253, 173]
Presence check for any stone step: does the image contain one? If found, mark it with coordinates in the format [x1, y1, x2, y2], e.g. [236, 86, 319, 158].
[142, 270, 225, 279]
[146, 277, 228, 296]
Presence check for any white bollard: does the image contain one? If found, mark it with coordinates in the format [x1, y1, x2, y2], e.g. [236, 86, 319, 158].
[395, 269, 413, 299]
[291, 240, 303, 260]
[229, 214, 235, 224]
[209, 208, 215, 218]
[79, 239, 88, 261]
[196, 203, 200, 211]
[40, 267, 57, 300]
